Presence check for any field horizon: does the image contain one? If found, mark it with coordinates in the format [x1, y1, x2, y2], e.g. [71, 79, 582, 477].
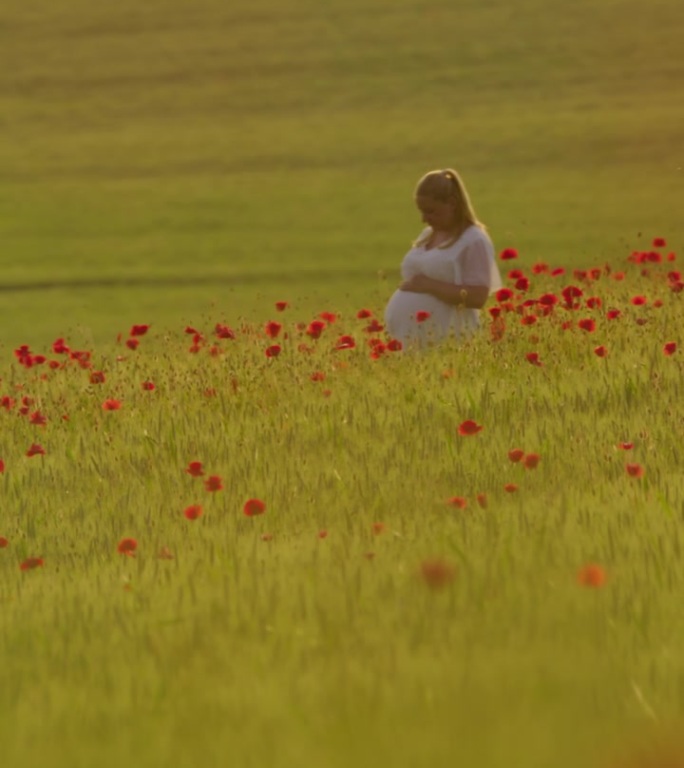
[1, 0, 683, 346]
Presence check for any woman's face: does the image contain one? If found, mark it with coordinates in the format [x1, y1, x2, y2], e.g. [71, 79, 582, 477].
[415, 195, 457, 232]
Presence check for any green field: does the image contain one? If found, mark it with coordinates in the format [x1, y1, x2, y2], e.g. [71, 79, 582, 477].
[2, 1, 684, 767]
[2, 0, 682, 346]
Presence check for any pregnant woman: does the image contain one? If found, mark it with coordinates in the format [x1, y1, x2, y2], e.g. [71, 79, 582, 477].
[384, 169, 502, 348]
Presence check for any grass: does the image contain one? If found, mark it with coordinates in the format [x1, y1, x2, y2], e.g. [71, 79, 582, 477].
[2, 252, 684, 767]
[1, 0, 684, 765]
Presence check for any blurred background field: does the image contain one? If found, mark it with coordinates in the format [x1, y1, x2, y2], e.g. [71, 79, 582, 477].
[1, 0, 682, 347]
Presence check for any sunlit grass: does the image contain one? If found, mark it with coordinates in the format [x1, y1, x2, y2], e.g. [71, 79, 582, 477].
[1, 242, 683, 767]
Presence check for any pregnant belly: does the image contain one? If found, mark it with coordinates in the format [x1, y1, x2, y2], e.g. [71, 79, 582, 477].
[384, 290, 454, 337]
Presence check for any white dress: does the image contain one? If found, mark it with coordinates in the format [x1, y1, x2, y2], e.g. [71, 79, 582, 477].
[384, 225, 502, 347]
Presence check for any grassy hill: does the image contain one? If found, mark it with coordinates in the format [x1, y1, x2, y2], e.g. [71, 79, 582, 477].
[1, 0, 682, 345]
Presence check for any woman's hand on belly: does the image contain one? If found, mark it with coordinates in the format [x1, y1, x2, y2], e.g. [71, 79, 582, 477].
[399, 273, 433, 293]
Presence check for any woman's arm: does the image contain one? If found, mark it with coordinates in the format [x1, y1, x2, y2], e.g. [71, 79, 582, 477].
[399, 236, 498, 309]
[399, 275, 489, 308]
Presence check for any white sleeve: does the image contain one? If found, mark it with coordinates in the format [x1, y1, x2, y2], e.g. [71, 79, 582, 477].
[458, 237, 502, 293]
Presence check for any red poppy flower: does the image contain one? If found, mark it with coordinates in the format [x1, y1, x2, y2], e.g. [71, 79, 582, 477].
[538, 293, 558, 307]
[653, 299, 663, 308]
[525, 352, 542, 366]
[141, 381, 155, 391]
[126, 338, 139, 351]
[185, 326, 200, 335]
[495, 288, 514, 302]
[335, 335, 355, 350]
[499, 247, 518, 260]
[265, 321, 282, 339]
[102, 399, 122, 411]
[508, 448, 524, 463]
[261, 533, 274, 542]
[420, 558, 457, 589]
[117, 538, 137, 556]
[183, 504, 203, 520]
[593, 345, 608, 358]
[625, 463, 645, 479]
[520, 314, 537, 326]
[457, 419, 483, 436]
[372, 522, 386, 535]
[204, 475, 223, 492]
[89, 371, 106, 384]
[319, 312, 337, 324]
[446, 496, 467, 509]
[215, 323, 235, 340]
[653, 237, 666, 248]
[130, 324, 150, 337]
[586, 297, 602, 309]
[577, 318, 596, 333]
[356, 308, 373, 319]
[476, 492, 488, 509]
[244, 498, 266, 517]
[606, 309, 621, 320]
[577, 564, 606, 587]
[631, 295, 647, 306]
[364, 319, 384, 333]
[0, 396, 15, 410]
[504, 483, 518, 493]
[306, 320, 326, 339]
[52, 338, 70, 354]
[20, 557, 44, 571]
[0, 536, 8, 548]
[310, 371, 326, 382]
[386, 339, 403, 352]
[523, 453, 541, 469]
[550, 267, 566, 276]
[26, 443, 45, 457]
[185, 461, 204, 477]
[275, 301, 289, 312]
[415, 311, 431, 323]
[0, 459, 4, 474]
[515, 276, 530, 292]
[318, 530, 328, 539]
[618, 442, 633, 450]
[265, 344, 281, 358]
[663, 342, 677, 356]
[29, 411, 47, 426]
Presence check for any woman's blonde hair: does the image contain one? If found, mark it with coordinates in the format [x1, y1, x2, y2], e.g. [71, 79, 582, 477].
[414, 168, 484, 248]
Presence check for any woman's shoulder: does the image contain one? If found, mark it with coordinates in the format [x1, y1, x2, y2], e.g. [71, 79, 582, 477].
[412, 227, 432, 247]
[460, 224, 491, 245]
